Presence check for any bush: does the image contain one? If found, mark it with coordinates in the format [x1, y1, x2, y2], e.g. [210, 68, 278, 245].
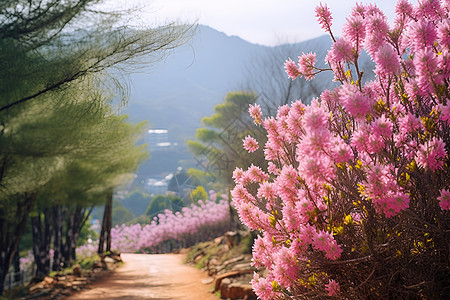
[232, 1, 450, 299]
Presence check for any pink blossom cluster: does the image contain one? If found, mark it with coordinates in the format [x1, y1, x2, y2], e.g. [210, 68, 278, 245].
[111, 199, 230, 253]
[76, 242, 98, 259]
[235, 1, 449, 298]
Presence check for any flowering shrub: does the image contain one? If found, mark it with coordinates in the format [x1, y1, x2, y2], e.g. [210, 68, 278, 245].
[232, 0, 449, 298]
[111, 199, 230, 253]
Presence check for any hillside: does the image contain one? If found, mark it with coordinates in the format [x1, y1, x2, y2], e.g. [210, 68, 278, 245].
[121, 25, 374, 181]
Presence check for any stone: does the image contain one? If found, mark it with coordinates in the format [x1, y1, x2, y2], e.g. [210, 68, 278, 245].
[72, 264, 82, 277]
[194, 254, 204, 264]
[201, 277, 214, 285]
[43, 276, 55, 285]
[223, 255, 245, 267]
[92, 260, 103, 269]
[224, 231, 240, 249]
[29, 284, 45, 293]
[103, 256, 115, 263]
[220, 281, 257, 300]
[231, 262, 253, 271]
[214, 236, 224, 245]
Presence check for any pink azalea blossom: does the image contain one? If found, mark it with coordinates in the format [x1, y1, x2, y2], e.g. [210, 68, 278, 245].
[342, 14, 366, 49]
[284, 58, 301, 79]
[249, 104, 263, 125]
[315, 3, 333, 33]
[339, 83, 372, 117]
[325, 279, 340, 296]
[298, 52, 317, 80]
[415, 137, 447, 171]
[327, 38, 353, 63]
[374, 44, 401, 76]
[437, 189, 450, 210]
[243, 135, 259, 153]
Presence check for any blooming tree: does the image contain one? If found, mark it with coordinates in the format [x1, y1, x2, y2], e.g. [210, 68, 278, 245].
[232, 0, 449, 298]
[111, 198, 230, 253]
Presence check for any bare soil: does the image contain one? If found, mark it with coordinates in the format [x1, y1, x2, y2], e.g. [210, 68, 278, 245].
[63, 253, 219, 300]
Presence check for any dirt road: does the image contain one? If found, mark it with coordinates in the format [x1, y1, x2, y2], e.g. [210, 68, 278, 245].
[64, 253, 218, 300]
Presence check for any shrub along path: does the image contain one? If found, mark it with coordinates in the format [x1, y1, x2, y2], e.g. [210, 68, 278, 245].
[63, 253, 218, 300]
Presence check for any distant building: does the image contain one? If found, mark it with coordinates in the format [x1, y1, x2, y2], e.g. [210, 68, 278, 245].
[145, 129, 178, 152]
[167, 168, 200, 204]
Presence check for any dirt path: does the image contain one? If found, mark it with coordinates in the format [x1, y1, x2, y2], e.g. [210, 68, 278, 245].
[64, 253, 218, 300]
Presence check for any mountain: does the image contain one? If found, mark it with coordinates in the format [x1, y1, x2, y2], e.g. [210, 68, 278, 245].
[124, 25, 268, 137]
[121, 25, 374, 181]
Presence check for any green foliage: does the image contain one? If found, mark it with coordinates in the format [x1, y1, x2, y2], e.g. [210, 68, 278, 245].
[119, 190, 154, 216]
[145, 194, 185, 218]
[112, 201, 135, 226]
[77, 215, 98, 246]
[190, 185, 208, 204]
[187, 91, 267, 189]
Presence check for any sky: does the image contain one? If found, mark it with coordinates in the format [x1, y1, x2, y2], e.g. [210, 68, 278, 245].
[119, 0, 415, 46]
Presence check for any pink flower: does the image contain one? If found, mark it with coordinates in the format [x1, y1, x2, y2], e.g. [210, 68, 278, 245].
[372, 114, 393, 138]
[339, 83, 372, 117]
[415, 137, 447, 171]
[272, 247, 301, 288]
[407, 19, 438, 51]
[243, 135, 259, 153]
[298, 52, 317, 80]
[365, 12, 389, 56]
[327, 38, 353, 63]
[301, 98, 329, 131]
[437, 189, 450, 210]
[414, 47, 442, 94]
[315, 3, 333, 33]
[249, 104, 262, 125]
[284, 58, 301, 79]
[325, 279, 340, 296]
[251, 273, 279, 300]
[232, 167, 244, 184]
[437, 19, 450, 47]
[332, 138, 354, 163]
[398, 112, 421, 134]
[374, 44, 401, 76]
[312, 229, 343, 260]
[416, 0, 443, 21]
[436, 104, 450, 124]
[342, 14, 366, 49]
[246, 164, 269, 183]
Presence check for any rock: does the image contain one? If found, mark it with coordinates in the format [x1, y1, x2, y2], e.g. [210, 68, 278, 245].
[201, 277, 214, 285]
[43, 276, 55, 285]
[194, 254, 204, 264]
[92, 260, 103, 269]
[110, 253, 122, 262]
[214, 236, 224, 245]
[224, 231, 240, 249]
[103, 256, 115, 263]
[220, 281, 257, 300]
[71, 280, 86, 286]
[231, 262, 253, 271]
[213, 270, 253, 292]
[223, 255, 245, 267]
[72, 264, 82, 277]
[25, 288, 52, 299]
[29, 284, 45, 293]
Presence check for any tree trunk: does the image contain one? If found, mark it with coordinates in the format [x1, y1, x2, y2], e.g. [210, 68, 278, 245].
[98, 189, 113, 254]
[0, 192, 35, 295]
[63, 211, 75, 266]
[13, 250, 20, 284]
[31, 208, 53, 277]
[52, 205, 63, 271]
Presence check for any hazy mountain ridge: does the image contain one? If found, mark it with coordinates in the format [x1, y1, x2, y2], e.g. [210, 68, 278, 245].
[123, 25, 374, 179]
